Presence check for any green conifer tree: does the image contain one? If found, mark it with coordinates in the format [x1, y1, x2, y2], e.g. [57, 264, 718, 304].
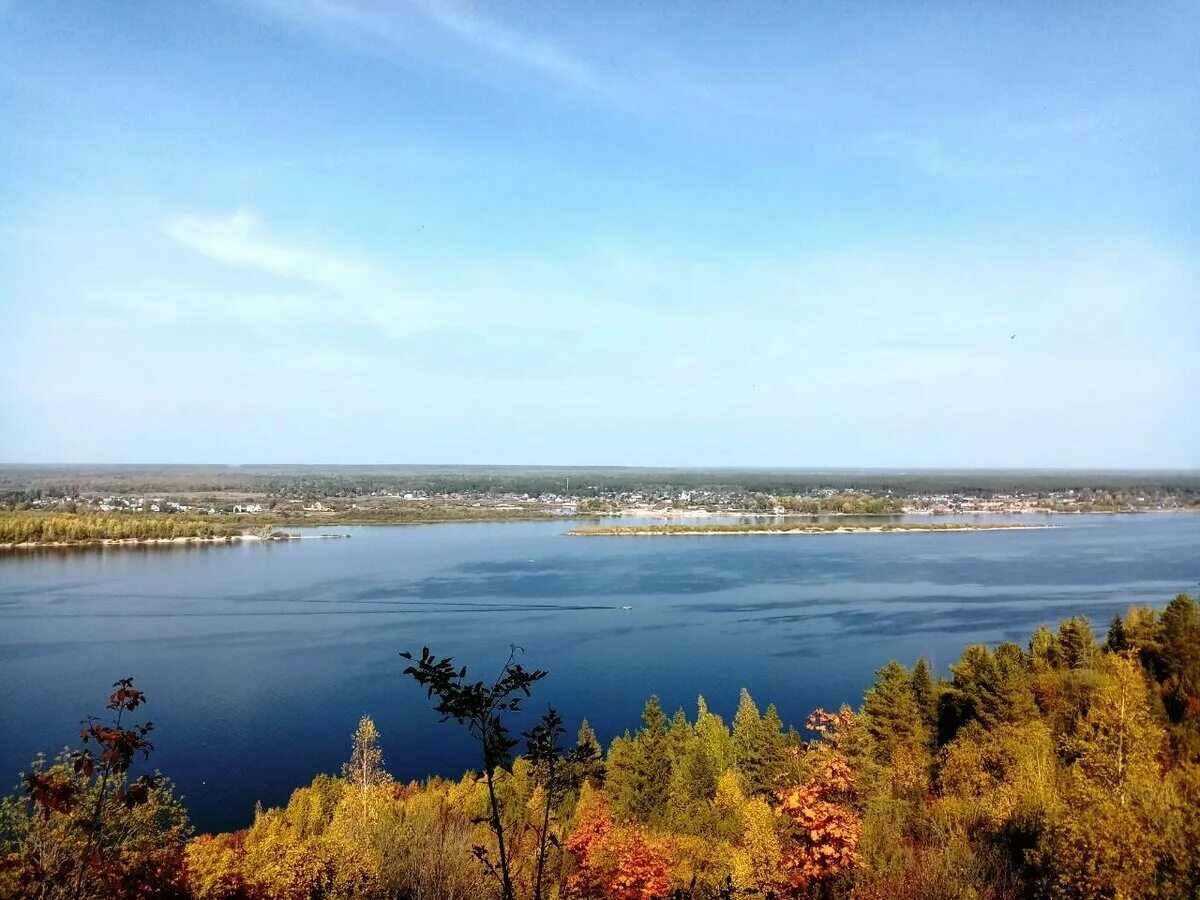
[604, 732, 639, 821]
[631, 696, 671, 823]
[760, 703, 788, 790]
[666, 707, 693, 768]
[861, 661, 927, 764]
[946, 644, 1037, 733]
[694, 696, 735, 774]
[1159, 594, 1200, 722]
[1058, 616, 1097, 669]
[573, 719, 605, 786]
[1106, 613, 1129, 652]
[665, 697, 734, 835]
[911, 657, 938, 728]
[732, 689, 766, 791]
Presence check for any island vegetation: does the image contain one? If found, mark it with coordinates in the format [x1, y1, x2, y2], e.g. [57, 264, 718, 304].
[0, 511, 244, 546]
[568, 522, 1048, 537]
[3, 594, 1199, 899]
[775, 494, 905, 515]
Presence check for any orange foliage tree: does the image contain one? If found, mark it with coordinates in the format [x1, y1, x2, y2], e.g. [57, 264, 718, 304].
[566, 799, 672, 900]
[775, 712, 862, 894]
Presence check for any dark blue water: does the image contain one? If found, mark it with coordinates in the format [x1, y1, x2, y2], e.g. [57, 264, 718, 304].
[1, 514, 1197, 832]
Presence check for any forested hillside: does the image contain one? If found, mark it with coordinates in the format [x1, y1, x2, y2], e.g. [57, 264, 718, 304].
[3, 595, 1199, 899]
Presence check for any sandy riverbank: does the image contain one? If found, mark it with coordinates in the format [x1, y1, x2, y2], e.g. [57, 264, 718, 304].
[0, 533, 311, 550]
[568, 523, 1056, 536]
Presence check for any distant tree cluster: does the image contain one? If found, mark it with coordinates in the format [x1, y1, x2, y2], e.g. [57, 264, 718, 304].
[777, 494, 905, 515]
[0, 512, 241, 545]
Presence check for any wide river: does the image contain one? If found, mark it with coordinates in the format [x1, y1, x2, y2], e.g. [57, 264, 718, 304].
[1, 513, 1197, 832]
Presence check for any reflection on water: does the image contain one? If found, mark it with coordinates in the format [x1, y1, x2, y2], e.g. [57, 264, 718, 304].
[1, 513, 1197, 832]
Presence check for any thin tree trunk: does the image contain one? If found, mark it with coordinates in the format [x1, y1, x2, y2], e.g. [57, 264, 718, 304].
[72, 705, 123, 900]
[533, 758, 555, 900]
[484, 762, 515, 900]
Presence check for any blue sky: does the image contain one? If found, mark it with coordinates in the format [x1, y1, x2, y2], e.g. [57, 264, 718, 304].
[1, 1, 1197, 467]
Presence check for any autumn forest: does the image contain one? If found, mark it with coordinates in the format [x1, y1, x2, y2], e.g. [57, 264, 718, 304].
[3, 594, 1199, 900]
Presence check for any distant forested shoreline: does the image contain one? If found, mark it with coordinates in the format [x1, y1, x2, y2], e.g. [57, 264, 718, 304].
[4, 463, 1199, 501]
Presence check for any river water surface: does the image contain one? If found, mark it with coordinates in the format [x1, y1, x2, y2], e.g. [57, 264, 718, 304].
[1, 513, 1197, 832]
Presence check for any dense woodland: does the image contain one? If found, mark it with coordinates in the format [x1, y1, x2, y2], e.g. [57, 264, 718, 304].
[0, 512, 242, 544]
[775, 495, 904, 515]
[3, 595, 1199, 899]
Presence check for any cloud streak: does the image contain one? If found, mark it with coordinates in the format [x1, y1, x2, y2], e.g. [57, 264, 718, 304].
[404, 0, 602, 92]
[164, 210, 369, 292]
[247, 0, 607, 97]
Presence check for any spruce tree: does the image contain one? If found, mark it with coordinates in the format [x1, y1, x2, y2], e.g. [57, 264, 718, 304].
[1160, 594, 1200, 720]
[631, 696, 672, 823]
[666, 707, 693, 768]
[604, 732, 639, 820]
[946, 644, 1037, 732]
[573, 719, 604, 786]
[1058, 616, 1097, 669]
[1106, 613, 1129, 652]
[760, 703, 788, 790]
[910, 658, 938, 733]
[666, 696, 733, 834]
[861, 661, 926, 764]
[694, 696, 735, 775]
[732, 689, 767, 793]
[342, 715, 388, 791]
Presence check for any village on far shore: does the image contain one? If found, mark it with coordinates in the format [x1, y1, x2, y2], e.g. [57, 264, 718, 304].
[1, 466, 1196, 537]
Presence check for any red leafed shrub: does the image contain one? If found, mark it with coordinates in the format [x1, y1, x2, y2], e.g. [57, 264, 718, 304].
[775, 752, 861, 893]
[805, 706, 855, 736]
[566, 801, 672, 900]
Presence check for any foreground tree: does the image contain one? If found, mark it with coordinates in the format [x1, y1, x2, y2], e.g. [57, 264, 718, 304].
[631, 697, 671, 824]
[776, 749, 861, 893]
[861, 661, 927, 765]
[565, 796, 671, 900]
[400, 645, 549, 900]
[342, 715, 390, 791]
[0, 678, 189, 900]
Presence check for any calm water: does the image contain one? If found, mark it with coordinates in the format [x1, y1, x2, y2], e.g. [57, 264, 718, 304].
[1, 514, 1197, 832]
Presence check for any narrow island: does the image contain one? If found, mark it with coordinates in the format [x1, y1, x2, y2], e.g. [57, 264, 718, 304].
[0, 512, 319, 550]
[567, 521, 1054, 536]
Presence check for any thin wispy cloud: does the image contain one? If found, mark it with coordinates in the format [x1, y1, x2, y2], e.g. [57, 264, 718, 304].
[159, 210, 446, 344]
[1, 1, 1196, 464]
[247, 0, 607, 96]
[164, 210, 370, 292]
[157, 210, 682, 343]
[404, 0, 602, 92]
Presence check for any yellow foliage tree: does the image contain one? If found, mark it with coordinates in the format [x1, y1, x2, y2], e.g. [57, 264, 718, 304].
[1032, 655, 1169, 900]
